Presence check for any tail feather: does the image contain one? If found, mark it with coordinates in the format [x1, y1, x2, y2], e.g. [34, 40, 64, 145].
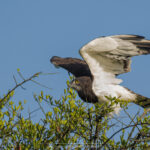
[135, 94, 150, 108]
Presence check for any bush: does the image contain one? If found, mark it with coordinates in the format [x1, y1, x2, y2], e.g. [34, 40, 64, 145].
[0, 72, 150, 150]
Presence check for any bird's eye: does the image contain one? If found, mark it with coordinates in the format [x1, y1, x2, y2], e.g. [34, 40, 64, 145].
[75, 80, 79, 84]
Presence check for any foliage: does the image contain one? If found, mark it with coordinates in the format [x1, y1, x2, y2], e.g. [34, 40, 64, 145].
[0, 72, 150, 150]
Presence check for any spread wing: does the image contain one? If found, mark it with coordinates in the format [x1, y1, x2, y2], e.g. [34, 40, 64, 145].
[80, 35, 150, 85]
[50, 56, 92, 77]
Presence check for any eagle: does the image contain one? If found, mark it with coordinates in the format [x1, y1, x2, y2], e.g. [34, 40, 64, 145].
[50, 35, 150, 114]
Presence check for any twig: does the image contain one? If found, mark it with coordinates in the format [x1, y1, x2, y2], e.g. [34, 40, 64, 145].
[1, 72, 42, 105]
[31, 79, 52, 90]
[93, 113, 101, 149]
[140, 108, 150, 119]
[13, 75, 25, 90]
[34, 96, 46, 116]
[87, 109, 93, 148]
[127, 111, 140, 143]
[100, 123, 150, 149]
[17, 71, 25, 80]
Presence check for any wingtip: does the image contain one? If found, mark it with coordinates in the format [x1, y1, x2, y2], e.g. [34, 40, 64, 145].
[50, 56, 62, 69]
[131, 34, 145, 40]
[113, 34, 145, 40]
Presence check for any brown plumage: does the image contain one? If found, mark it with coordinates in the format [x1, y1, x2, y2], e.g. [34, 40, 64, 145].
[136, 94, 150, 108]
[50, 56, 92, 77]
[69, 76, 98, 103]
[50, 56, 96, 103]
[125, 87, 150, 108]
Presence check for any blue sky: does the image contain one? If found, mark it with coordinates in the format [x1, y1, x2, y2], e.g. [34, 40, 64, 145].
[0, 0, 150, 125]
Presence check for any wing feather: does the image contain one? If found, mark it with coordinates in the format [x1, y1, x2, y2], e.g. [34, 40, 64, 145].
[79, 34, 150, 100]
[50, 56, 91, 77]
[80, 35, 150, 77]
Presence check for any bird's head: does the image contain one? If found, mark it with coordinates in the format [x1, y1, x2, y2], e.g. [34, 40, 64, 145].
[69, 78, 82, 91]
[68, 76, 92, 92]
[68, 76, 98, 103]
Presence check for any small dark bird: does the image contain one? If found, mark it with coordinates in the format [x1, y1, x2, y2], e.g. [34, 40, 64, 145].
[50, 35, 150, 114]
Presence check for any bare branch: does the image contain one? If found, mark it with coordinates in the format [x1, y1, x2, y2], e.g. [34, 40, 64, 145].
[100, 123, 150, 149]
[0, 72, 42, 105]
[31, 79, 52, 90]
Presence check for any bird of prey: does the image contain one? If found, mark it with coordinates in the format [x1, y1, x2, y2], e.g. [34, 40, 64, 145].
[50, 35, 150, 114]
